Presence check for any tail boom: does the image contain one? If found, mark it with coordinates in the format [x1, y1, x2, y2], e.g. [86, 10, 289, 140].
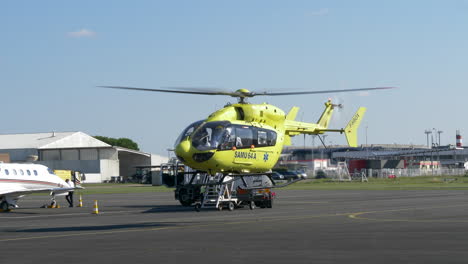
[284, 107, 366, 147]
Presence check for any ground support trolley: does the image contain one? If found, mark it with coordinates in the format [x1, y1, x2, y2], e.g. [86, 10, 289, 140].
[195, 179, 240, 211]
[236, 187, 275, 210]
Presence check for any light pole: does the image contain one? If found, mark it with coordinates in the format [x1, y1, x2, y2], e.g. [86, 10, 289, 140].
[424, 130, 431, 147]
[365, 125, 368, 147]
[311, 135, 316, 173]
[437, 130, 443, 146]
[166, 148, 174, 160]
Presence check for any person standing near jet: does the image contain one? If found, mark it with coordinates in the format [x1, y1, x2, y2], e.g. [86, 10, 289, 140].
[65, 179, 75, 207]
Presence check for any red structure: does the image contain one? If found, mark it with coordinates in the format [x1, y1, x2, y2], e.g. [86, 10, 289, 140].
[456, 130, 463, 149]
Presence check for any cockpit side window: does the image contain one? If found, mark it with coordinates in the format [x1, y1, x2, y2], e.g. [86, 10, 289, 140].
[219, 127, 235, 150]
[48, 168, 55, 175]
[192, 121, 230, 151]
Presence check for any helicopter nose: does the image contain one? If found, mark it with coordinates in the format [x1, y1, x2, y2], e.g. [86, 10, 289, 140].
[175, 139, 191, 162]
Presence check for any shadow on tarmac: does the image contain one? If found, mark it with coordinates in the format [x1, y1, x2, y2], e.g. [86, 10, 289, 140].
[13, 222, 179, 233]
[0, 211, 39, 215]
[119, 205, 196, 213]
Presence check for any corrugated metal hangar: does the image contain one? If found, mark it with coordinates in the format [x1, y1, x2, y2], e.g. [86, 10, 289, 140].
[0, 131, 167, 183]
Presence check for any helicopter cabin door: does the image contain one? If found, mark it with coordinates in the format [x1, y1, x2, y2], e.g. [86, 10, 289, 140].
[232, 126, 256, 165]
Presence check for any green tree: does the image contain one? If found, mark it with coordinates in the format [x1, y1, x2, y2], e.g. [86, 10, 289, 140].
[94, 136, 140, 151]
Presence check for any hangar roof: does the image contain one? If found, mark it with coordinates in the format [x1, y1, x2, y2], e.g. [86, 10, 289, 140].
[114, 146, 150, 157]
[0, 131, 111, 149]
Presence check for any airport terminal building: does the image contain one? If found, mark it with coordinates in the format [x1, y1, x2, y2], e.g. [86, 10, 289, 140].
[0, 131, 167, 183]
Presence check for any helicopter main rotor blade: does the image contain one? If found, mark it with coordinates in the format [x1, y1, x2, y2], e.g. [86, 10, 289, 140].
[99, 86, 236, 96]
[253, 87, 395, 96]
[100, 85, 395, 98]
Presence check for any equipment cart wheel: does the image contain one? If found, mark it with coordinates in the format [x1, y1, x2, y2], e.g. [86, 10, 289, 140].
[249, 201, 255, 210]
[266, 199, 273, 208]
[0, 201, 9, 211]
[228, 202, 235, 211]
[178, 187, 193, 207]
[194, 203, 201, 212]
[217, 205, 223, 211]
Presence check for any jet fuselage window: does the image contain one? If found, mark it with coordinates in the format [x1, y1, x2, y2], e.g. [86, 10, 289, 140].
[20, 169, 24, 176]
[27, 170, 31, 176]
[33, 170, 38, 176]
[13, 169, 17, 175]
[5, 169, 9, 175]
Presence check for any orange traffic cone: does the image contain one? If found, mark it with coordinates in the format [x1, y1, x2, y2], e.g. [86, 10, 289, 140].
[92, 200, 99, 214]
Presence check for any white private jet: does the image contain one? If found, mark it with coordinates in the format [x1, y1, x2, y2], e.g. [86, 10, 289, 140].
[0, 163, 78, 211]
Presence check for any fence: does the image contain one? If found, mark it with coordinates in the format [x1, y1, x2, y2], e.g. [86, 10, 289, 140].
[368, 168, 466, 178]
[308, 168, 467, 180]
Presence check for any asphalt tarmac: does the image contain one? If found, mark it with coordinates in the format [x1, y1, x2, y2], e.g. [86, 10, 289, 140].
[1, 190, 468, 264]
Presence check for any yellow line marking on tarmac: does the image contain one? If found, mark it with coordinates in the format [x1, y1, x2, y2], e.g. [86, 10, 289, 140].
[348, 204, 468, 223]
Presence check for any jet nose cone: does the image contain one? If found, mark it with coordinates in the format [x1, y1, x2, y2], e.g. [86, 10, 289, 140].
[175, 140, 191, 161]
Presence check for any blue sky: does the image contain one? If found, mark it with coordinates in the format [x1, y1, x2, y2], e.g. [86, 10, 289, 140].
[1, 1, 467, 156]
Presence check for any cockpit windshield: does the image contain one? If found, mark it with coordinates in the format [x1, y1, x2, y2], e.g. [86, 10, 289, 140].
[174, 120, 204, 148]
[192, 121, 231, 151]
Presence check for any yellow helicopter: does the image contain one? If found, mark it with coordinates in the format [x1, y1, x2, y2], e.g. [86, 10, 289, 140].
[102, 85, 392, 208]
[102, 86, 392, 174]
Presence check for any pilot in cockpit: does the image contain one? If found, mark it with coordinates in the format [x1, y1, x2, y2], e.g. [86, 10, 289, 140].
[210, 126, 224, 148]
[199, 129, 211, 147]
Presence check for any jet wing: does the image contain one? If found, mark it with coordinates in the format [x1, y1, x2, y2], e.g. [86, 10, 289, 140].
[0, 185, 79, 197]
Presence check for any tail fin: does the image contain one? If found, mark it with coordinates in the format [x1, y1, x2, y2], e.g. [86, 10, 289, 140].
[344, 107, 366, 147]
[317, 101, 334, 129]
[286, 107, 299, 121]
[284, 107, 299, 146]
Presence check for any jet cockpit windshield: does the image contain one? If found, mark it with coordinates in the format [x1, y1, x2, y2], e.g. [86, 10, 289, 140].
[191, 121, 231, 151]
[174, 120, 204, 147]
